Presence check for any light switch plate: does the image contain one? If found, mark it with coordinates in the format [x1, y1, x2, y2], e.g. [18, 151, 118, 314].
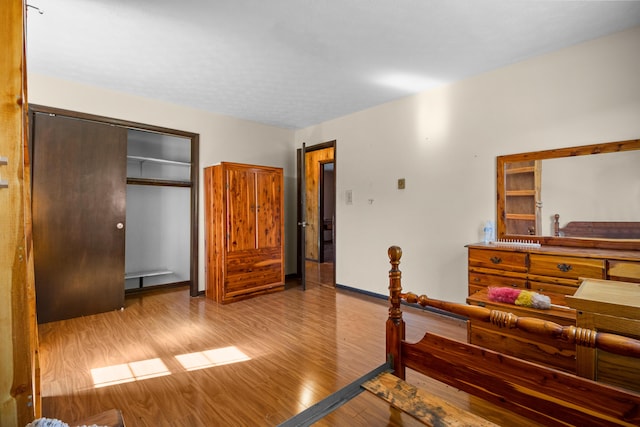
[398, 178, 405, 189]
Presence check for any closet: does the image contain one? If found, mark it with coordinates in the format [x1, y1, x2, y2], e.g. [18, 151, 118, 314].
[204, 162, 284, 303]
[125, 130, 192, 291]
[30, 107, 198, 323]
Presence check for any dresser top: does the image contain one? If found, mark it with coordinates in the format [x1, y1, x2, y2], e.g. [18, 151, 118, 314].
[466, 242, 640, 261]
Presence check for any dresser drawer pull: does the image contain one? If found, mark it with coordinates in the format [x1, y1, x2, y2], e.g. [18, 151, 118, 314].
[557, 263, 572, 272]
[490, 257, 502, 264]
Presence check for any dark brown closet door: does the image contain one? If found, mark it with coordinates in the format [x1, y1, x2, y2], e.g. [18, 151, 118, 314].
[32, 113, 127, 323]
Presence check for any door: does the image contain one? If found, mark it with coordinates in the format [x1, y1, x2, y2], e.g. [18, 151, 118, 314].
[297, 141, 336, 288]
[32, 113, 127, 323]
[297, 144, 308, 289]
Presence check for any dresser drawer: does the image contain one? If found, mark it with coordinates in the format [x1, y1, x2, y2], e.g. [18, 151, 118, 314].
[468, 248, 527, 272]
[469, 272, 527, 289]
[529, 254, 605, 280]
[528, 279, 579, 301]
[608, 260, 640, 283]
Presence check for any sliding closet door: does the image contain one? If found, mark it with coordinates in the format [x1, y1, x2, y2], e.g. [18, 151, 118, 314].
[32, 113, 127, 323]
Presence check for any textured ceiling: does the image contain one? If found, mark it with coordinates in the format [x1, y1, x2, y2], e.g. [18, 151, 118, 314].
[26, 1, 640, 129]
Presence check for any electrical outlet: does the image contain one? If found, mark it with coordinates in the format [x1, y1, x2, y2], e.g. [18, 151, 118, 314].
[346, 189, 353, 204]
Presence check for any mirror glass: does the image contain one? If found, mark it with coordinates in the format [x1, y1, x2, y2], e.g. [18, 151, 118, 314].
[540, 150, 640, 235]
[497, 139, 640, 249]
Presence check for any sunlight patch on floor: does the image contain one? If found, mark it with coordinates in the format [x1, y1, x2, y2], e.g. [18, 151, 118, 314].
[91, 358, 170, 388]
[90, 346, 251, 388]
[175, 346, 251, 371]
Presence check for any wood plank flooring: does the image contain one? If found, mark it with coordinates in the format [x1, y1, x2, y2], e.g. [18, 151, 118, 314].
[38, 281, 541, 426]
[303, 260, 334, 288]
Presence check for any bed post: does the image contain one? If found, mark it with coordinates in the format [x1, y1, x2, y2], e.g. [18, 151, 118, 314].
[386, 246, 406, 379]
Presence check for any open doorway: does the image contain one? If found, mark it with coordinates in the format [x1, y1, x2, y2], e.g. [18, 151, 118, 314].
[297, 141, 336, 288]
[319, 161, 335, 264]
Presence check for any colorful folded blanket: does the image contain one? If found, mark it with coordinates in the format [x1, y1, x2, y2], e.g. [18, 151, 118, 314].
[487, 286, 551, 309]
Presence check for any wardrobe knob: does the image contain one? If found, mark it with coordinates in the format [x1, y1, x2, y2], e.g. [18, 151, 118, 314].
[116, 222, 124, 230]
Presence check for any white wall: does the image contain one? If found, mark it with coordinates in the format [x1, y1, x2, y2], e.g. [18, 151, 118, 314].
[295, 26, 640, 302]
[125, 185, 191, 289]
[27, 74, 297, 292]
[29, 26, 640, 302]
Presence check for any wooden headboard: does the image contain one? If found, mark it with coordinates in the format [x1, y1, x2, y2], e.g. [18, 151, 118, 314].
[385, 245, 640, 426]
[553, 214, 640, 238]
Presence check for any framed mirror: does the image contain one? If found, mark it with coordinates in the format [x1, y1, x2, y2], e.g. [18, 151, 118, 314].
[496, 139, 640, 250]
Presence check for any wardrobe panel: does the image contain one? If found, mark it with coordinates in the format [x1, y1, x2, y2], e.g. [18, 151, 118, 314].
[226, 167, 257, 252]
[256, 170, 282, 249]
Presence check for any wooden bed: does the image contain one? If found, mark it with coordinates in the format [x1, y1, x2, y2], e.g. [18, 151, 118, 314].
[553, 214, 640, 239]
[385, 245, 640, 426]
[281, 246, 640, 426]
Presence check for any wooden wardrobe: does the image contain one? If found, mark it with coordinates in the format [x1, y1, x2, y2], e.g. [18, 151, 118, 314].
[204, 162, 284, 303]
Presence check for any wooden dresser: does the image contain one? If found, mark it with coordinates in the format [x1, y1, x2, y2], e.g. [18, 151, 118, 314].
[467, 288, 577, 372]
[467, 242, 640, 305]
[466, 242, 640, 372]
[204, 162, 284, 304]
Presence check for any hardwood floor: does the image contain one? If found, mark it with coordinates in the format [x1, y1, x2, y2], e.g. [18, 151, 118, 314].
[38, 283, 541, 426]
[304, 260, 334, 287]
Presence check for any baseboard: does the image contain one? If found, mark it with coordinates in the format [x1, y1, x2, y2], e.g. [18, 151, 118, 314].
[335, 283, 466, 321]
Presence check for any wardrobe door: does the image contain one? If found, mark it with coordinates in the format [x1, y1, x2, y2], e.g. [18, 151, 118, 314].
[32, 113, 127, 323]
[255, 169, 282, 249]
[226, 165, 257, 251]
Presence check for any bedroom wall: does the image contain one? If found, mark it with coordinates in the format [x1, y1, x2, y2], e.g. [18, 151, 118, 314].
[295, 26, 640, 302]
[27, 74, 297, 292]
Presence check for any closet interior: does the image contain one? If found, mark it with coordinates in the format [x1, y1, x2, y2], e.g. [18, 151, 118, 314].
[125, 130, 192, 291]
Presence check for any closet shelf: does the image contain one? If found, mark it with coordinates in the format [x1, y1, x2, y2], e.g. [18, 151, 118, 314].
[127, 177, 191, 187]
[127, 155, 191, 167]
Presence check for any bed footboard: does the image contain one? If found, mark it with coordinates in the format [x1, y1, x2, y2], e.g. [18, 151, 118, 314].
[386, 245, 640, 426]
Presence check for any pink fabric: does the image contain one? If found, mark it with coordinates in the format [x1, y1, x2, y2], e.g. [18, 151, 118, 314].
[487, 286, 521, 304]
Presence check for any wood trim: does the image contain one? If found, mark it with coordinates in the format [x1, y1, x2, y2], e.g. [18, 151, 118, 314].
[1, 0, 39, 424]
[190, 134, 199, 297]
[28, 104, 198, 138]
[499, 139, 640, 162]
[305, 140, 337, 153]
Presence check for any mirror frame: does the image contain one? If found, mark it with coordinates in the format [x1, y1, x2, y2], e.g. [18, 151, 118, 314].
[497, 138, 640, 251]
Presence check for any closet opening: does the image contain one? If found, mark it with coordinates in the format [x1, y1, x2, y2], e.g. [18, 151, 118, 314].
[125, 130, 193, 293]
[29, 105, 200, 323]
